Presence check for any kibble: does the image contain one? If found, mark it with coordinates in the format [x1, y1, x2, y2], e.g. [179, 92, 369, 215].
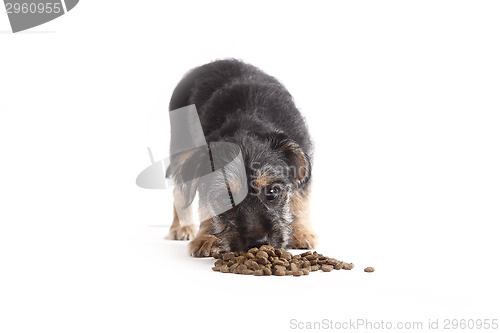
[343, 263, 355, 270]
[212, 245, 355, 277]
[364, 267, 375, 273]
[255, 250, 268, 259]
[321, 264, 334, 272]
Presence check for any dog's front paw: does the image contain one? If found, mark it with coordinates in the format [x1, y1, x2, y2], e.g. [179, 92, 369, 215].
[290, 231, 317, 249]
[165, 225, 197, 241]
[189, 235, 221, 257]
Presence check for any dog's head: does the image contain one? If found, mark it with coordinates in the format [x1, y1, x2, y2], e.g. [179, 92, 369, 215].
[170, 131, 311, 252]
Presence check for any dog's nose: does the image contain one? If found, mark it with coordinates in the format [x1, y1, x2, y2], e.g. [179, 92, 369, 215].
[246, 236, 269, 249]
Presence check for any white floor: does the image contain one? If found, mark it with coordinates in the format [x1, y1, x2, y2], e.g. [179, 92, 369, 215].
[122, 222, 499, 332]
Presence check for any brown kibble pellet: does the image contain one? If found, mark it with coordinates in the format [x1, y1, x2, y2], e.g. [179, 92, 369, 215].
[248, 261, 260, 270]
[257, 257, 269, 265]
[274, 248, 284, 257]
[321, 264, 334, 272]
[245, 252, 255, 259]
[264, 249, 276, 257]
[274, 265, 286, 272]
[236, 256, 245, 263]
[234, 264, 248, 274]
[281, 252, 292, 261]
[248, 247, 259, 254]
[211, 245, 354, 277]
[327, 258, 338, 265]
[343, 263, 355, 270]
[272, 258, 285, 266]
[364, 267, 375, 272]
[259, 244, 273, 251]
[255, 250, 268, 259]
[253, 269, 264, 276]
[311, 265, 320, 271]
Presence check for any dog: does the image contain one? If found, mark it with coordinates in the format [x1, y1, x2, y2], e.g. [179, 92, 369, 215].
[166, 59, 317, 257]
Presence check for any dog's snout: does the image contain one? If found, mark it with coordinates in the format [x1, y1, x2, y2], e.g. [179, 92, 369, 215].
[246, 235, 269, 249]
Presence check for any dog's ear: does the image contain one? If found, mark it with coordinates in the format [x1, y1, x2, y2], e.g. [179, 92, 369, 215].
[270, 134, 311, 186]
[167, 146, 212, 208]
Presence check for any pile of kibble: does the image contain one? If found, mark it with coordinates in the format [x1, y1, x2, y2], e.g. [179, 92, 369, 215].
[212, 245, 354, 276]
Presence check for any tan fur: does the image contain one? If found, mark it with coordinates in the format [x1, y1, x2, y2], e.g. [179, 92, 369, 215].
[228, 177, 242, 194]
[189, 219, 221, 257]
[283, 141, 308, 181]
[166, 187, 197, 240]
[289, 189, 317, 249]
[175, 150, 194, 165]
[255, 173, 272, 188]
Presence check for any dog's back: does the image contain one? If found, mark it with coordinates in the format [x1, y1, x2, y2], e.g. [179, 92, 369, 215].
[169, 59, 312, 155]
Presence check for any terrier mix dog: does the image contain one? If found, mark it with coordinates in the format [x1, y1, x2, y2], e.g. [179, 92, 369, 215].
[166, 59, 317, 257]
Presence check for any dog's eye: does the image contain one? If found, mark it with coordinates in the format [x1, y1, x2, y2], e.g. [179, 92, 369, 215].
[264, 186, 280, 201]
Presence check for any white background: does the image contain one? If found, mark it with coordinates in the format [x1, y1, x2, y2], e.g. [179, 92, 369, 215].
[1, 1, 499, 332]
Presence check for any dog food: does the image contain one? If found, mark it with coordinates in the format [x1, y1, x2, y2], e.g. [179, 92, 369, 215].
[212, 245, 354, 276]
[364, 267, 375, 273]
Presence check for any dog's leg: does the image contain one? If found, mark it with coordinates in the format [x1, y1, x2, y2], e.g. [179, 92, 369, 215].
[165, 187, 197, 240]
[289, 189, 318, 249]
[189, 216, 222, 257]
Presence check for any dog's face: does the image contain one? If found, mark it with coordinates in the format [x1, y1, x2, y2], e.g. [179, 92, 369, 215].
[173, 132, 311, 253]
